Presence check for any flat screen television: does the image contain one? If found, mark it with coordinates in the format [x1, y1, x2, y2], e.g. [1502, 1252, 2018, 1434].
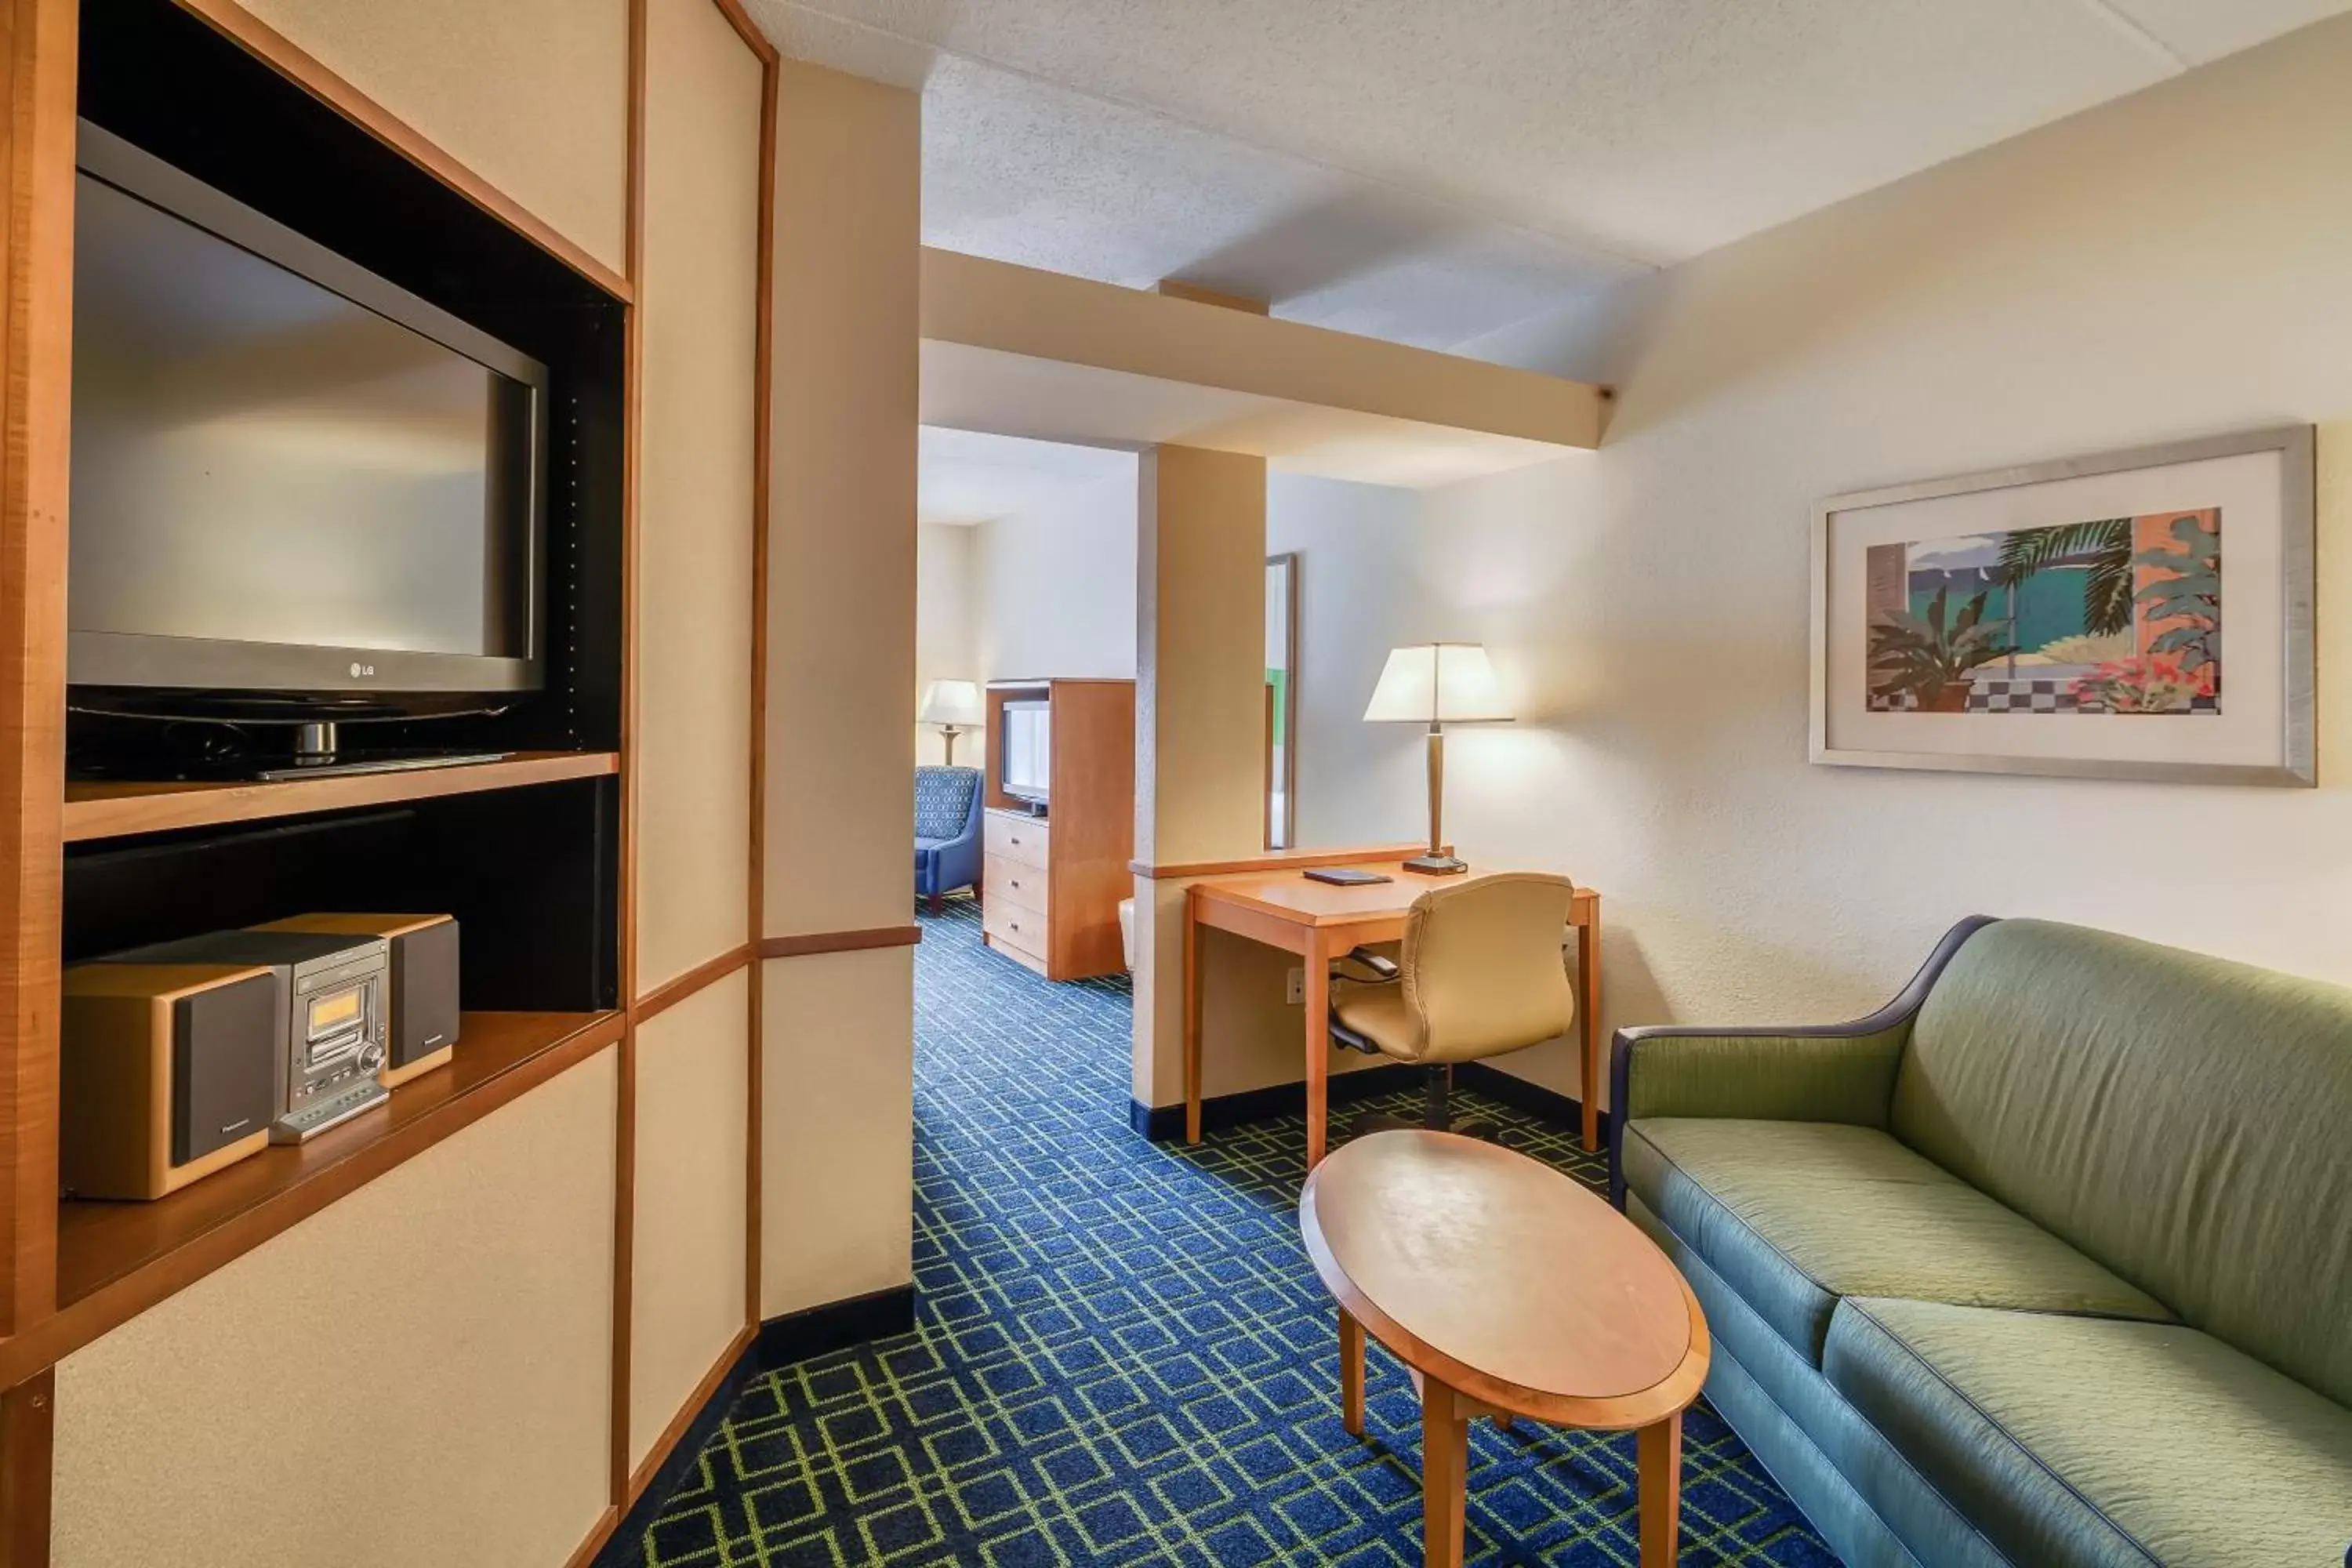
[65, 121, 547, 731]
[1000, 702, 1051, 806]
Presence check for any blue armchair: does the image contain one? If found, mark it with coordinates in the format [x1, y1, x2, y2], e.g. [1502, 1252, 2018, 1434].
[914, 765, 985, 912]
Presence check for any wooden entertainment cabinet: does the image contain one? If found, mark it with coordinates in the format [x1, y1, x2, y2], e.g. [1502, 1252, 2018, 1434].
[980, 680, 1134, 981]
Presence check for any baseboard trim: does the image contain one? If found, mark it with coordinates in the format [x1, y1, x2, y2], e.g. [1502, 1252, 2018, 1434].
[1455, 1062, 1588, 1136]
[586, 1286, 918, 1568]
[752, 1283, 918, 1370]
[1130, 1062, 1422, 1141]
[592, 1336, 757, 1568]
[1131, 1062, 1587, 1142]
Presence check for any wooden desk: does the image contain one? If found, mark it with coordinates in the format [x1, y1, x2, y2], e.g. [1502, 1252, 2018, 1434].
[1301, 1131, 1708, 1566]
[1183, 861, 1602, 1166]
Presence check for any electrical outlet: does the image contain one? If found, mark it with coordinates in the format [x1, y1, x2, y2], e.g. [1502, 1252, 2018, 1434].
[1286, 967, 1305, 1005]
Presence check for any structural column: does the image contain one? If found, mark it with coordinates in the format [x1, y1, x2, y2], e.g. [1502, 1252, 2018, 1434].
[759, 59, 922, 1320]
[1131, 445, 1268, 1114]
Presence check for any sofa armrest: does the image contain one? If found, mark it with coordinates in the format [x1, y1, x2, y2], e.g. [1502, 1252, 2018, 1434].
[1607, 915, 1996, 1208]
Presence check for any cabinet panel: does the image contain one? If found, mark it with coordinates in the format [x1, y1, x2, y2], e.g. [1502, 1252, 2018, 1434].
[630, 969, 750, 1472]
[53, 1048, 619, 1568]
[237, 0, 630, 273]
[633, 0, 764, 993]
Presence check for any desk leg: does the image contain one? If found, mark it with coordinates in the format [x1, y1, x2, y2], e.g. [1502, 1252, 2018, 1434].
[1578, 903, 1602, 1152]
[1338, 1308, 1364, 1436]
[1304, 928, 1330, 1168]
[1184, 887, 1202, 1145]
[1638, 1412, 1682, 1566]
[1421, 1377, 1468, 1568]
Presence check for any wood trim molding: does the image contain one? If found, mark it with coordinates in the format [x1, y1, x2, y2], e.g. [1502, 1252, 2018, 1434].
[63, 750, 618, 843]
[758, 926, 924, 960]
[0, 0, 74, 1348]
[743, 44, 778, 1339]
[1130, 844, 1425, 880]
[710, 0, 779, 64]
[0, 1367, 53, 1568]
[0, 1012, 626, 1389]
[608, 0, 650, 1512]
[170, 0, 633, 302]
[561, 1505, 621, 1568]
[630, 945, 752, 1025]
[625, 1321, 753, 1504]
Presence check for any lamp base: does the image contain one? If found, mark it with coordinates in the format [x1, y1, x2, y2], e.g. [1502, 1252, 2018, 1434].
[1401, 851, 1469, 876]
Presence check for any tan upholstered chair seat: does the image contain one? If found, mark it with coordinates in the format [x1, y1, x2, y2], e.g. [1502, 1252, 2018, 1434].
[1331, 982, 1418, 1060]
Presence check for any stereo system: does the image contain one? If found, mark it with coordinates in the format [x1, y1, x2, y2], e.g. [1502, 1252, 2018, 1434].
[256, 914, 459, 1087]
[60, 913, 462, 1200]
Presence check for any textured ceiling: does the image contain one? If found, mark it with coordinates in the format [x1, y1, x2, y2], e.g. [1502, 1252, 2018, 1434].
[918, 426, 1134, 525]
[746, 0, 2350, 349]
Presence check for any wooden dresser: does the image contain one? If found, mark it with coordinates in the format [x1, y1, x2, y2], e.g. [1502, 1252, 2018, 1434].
[980, 679, 1134, 980]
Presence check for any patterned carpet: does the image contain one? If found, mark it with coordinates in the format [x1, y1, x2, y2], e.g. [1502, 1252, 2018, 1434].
[630, 899, 1831, 1566]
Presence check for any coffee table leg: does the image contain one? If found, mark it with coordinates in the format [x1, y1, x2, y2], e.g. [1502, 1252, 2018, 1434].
[1638, 1412, 1682, 1566]
[1421, 1377, 1468, 1568]
[1338, 1308, 1364, 1436]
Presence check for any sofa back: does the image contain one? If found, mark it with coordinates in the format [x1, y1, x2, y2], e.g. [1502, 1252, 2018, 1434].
[1893, 918, 2352, 1407]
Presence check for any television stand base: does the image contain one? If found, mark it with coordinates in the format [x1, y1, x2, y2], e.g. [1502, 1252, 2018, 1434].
[255, 749, 513, 782]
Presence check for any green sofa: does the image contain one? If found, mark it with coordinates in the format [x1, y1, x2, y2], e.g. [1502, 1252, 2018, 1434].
[1610, 916, 2352, 1568]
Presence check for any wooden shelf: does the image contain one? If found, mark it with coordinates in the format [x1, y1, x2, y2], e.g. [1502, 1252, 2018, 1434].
[0, 1010, 622, 1387]
[63, 750, 620, 843]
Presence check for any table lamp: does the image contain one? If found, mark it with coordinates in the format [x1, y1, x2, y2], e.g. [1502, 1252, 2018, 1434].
[1363, 643, 1512, 874]
[920, 679, 984, 767]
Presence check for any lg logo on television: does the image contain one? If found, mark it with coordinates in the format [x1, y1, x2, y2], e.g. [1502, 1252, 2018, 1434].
[349, 662, 375, 679]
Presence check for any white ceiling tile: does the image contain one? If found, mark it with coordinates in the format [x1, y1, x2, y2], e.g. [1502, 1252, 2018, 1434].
[2100, 0, 2352, 62]
[747, 0, 2352, 349]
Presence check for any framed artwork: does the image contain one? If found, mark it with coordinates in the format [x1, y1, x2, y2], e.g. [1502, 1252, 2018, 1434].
[1811, 426, 2314, 786]
[1266, 553, 1298, 848]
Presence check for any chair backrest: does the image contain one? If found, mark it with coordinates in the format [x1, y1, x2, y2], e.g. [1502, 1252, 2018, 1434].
[1893, 918, 2352, 1406]
[913, 766, 981, 840]
[1397, 872, 1578, 1065]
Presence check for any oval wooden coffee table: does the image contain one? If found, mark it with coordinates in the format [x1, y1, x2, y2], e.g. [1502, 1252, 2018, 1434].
[1299, 1131, 1711, 1566]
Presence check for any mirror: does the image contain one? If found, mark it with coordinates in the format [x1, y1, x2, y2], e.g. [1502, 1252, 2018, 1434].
[1266, 553, 1298, 848]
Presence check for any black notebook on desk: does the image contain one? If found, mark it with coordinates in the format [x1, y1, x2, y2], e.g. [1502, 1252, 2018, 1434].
[1304, 868, 1393, 887]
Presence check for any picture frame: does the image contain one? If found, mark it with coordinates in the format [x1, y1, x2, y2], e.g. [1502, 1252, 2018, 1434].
[1809, 425, 2314, 786]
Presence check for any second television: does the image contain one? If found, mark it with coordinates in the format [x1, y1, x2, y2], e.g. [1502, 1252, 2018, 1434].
[1000, 702, 1051, 808]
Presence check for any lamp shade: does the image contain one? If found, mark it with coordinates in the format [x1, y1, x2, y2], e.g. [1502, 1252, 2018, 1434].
[1362, 644, 1512, 724]
[919, 679, 984, 728]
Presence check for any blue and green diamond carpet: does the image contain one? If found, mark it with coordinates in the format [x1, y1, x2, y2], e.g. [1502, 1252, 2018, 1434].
[628, 899, 1831, 1566]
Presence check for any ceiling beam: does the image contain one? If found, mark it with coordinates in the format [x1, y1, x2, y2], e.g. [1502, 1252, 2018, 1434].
[920, 248, 1605, 482]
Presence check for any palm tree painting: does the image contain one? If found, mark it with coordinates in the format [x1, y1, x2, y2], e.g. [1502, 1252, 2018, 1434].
[1864, 509, 2220, 714]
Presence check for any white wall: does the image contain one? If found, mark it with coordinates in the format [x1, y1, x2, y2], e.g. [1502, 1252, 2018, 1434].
[968, 466, 1139, 681]
[1265, 473, 1426, 848]
[1285, 16, 2352, 1103]
[915, 521, 977, 764]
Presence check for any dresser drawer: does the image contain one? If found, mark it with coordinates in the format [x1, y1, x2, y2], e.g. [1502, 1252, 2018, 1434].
[982, 898, 1048, 960]
[985, 855, 1049, 916]
[985, 811, 1050, 869]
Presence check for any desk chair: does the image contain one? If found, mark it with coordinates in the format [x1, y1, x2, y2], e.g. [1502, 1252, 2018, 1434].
[1328, 872, 1577, 1139]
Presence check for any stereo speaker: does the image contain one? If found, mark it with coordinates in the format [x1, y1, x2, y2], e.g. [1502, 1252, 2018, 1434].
[61, 961, 279, 1199]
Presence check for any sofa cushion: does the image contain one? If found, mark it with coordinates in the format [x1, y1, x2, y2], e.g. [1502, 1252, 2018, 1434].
[1627, 1192, 2011, 1568]
[1825, 1297, 2352, 1568]
[1894, 918, 2352, 1407]
[1623, 1118, 2169, 1365]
